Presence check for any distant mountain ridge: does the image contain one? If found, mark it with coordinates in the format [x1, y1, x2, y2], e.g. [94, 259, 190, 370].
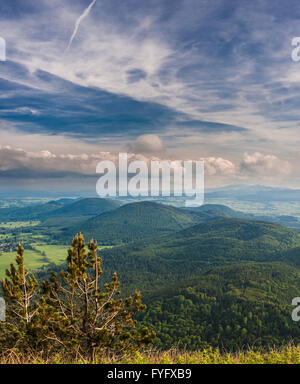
[0, 197, 119, 222]
[206, 184, 300, 202]
[39, 198, 120, 219]
[0, 198, 77, 221]
[195, 203, 300, 230]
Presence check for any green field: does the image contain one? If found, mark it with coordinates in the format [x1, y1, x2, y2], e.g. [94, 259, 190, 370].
[33, 244, 68, 264]
[0, 243, 116, 279]
[0, 244, 67, 279]
[0, 249, 45, 279]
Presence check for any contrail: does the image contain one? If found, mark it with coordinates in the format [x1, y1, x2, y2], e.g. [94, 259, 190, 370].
[66, 0, 97, 51]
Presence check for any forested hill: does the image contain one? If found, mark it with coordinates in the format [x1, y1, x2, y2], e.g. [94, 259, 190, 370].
[140, 262, 300, 350]
[98, 218, 300, 292]
[187, 204, 249, 218]
[60, 201, 219, 244]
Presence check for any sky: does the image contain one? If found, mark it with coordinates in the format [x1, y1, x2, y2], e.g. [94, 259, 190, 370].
[0, 0, 300, 194]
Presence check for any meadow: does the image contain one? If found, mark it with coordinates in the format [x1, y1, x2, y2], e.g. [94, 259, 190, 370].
[0, 243, 115, 279]
[0, 244, 68, 279]
[0, 221, 70, 278]
[0, 249, 45, 279]
[33, 244, 69, 264]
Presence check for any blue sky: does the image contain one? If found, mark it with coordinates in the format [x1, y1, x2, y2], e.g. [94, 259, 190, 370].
[0, 0, 300, 191]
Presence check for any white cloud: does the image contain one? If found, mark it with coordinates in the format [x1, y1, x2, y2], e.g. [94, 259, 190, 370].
[0, 144, 295, 189]
[0, 145, 102, 174]
[127, 134, 164, 154]
[0, 145, 161, 176]
[240, 152, 292, 176]
[203, 157, 236, 176]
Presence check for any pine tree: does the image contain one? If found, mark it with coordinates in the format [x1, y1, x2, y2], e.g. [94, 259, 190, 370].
[0, 244, 39, 352]
[41, 234, 155, 360]
[0, 235, 155, 361]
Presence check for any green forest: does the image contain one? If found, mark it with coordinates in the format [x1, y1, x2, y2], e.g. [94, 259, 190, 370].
[1, 198, 300, 359]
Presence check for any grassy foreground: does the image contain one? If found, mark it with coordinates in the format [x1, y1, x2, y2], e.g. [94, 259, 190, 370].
[2, 346, 300, 364]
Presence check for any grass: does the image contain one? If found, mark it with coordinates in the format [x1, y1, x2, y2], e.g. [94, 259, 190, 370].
[0, 244, 68, 279]
[33, 244, 68, 264]
[1, 346, 300, 364]
[0, 249, 45, 279]
[32, 244, 116, 264]
[119, 346, 300, 364]
[0, 243, 115, 279]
